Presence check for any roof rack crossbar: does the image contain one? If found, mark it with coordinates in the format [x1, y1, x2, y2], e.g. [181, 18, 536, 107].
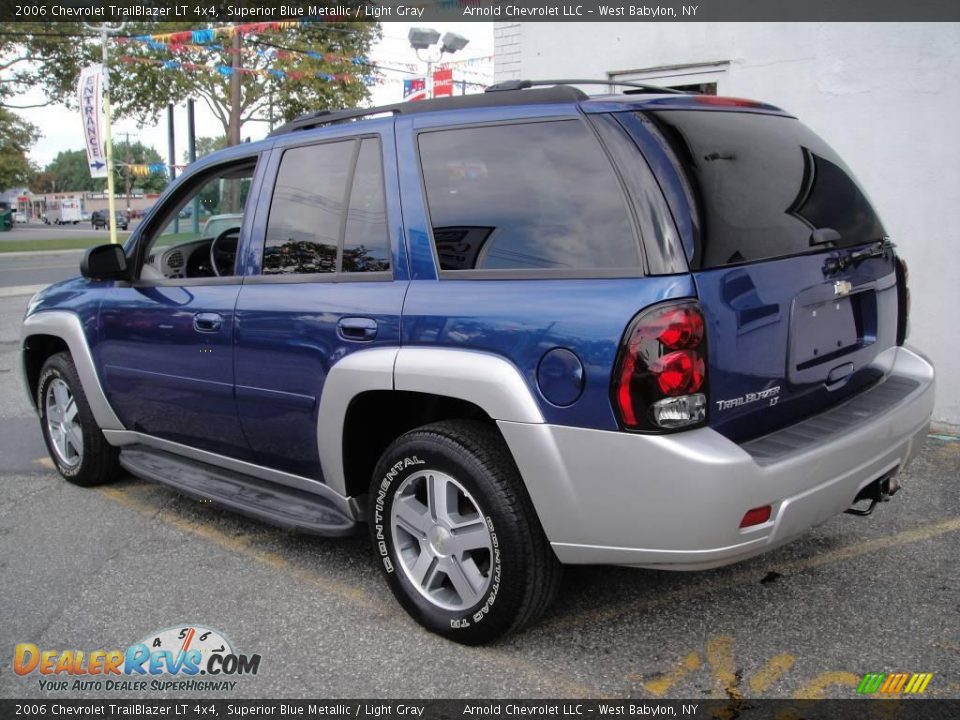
[485, 79, 687, 95]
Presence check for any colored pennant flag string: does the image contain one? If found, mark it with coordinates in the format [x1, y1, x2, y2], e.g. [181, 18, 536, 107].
[117, 21, 313, 47]
[115, 35, 368, 69]
[117, 55, 371, 86]
[121, 163, 186, 176]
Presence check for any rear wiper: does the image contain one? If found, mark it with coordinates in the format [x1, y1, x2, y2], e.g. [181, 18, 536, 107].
[823, 238, 894, 275]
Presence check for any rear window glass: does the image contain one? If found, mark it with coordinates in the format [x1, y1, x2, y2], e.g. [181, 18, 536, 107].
[648, 111, 886, 269]
[418, 120, 641, 273]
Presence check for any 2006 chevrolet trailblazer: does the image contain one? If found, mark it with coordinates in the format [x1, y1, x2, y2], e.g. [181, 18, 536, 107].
[21, 81, 935, 643]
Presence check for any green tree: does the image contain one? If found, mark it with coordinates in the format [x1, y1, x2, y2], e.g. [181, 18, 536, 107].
[0, 22, 89, 110]
[35, 142, 168, 195]
[113, 140, 167, 194]
[0, 108, 39, 190]
[33, 149, 98, 193]
[184, 135, 228, 164]
[0, 21, 381, 144]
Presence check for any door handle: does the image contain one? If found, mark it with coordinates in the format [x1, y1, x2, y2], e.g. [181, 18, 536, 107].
[337, 317, 378, 341]
[193, 312, 224, 333]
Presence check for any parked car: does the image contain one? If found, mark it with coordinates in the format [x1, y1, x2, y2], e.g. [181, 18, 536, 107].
[200, 213, 243, 241]
[20, 81, 935, 644]
[91, 210, 129, 231]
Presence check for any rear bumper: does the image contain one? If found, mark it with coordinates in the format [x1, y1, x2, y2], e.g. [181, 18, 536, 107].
[498, 346, 935, 569]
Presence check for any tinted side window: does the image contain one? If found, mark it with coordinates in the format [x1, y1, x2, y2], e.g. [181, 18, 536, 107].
[343, 139, 390, 273]
[418, 120, 641, 273]
[264, 141, 352, 275]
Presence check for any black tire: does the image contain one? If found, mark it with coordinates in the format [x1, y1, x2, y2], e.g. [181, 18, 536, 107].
[37, 352, 121, 487]
[368, 419, 561, 644]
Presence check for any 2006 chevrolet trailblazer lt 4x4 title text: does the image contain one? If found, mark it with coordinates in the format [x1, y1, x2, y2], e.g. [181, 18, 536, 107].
[21, 80, 935, 644]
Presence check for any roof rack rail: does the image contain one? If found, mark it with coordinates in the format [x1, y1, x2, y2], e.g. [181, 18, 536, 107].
[269, 106, 404, 137]
[268, 85, 592, 137]
[485, 79, 687, 95]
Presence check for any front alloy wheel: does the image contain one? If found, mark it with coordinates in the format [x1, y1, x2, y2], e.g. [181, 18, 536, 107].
[37, 352, 120, 487]
[45, 377, 83, 469]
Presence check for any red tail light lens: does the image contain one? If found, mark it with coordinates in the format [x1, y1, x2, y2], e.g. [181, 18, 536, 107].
[654, 350, 706, 395]
[613, 301, 708, 431]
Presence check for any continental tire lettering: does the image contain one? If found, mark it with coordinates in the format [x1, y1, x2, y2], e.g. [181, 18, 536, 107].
[38, 367, 81, 478]
[373, 456, 425, 575]
[471, 517, 500, 624]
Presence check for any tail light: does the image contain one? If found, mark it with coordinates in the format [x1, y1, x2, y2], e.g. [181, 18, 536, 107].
[613, 301, 708, 431]
[896, 256, 910, 345]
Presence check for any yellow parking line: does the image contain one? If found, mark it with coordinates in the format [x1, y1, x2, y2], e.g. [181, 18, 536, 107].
[98, 485, 378, 609]
[547, 516, 960, 632]
[33, 457, 54, 469]
[794, 671, 860, 699]
[706, 636, 742, 700]
[632, 651, 701, 696]
[749, 652, 796, 693]
[96, 484, 603, 698]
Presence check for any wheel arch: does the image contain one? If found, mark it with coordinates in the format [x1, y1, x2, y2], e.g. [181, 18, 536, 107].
[319, 347, 545, 498]
[22, 333, 69, 410]
[20, 311, 124, 431]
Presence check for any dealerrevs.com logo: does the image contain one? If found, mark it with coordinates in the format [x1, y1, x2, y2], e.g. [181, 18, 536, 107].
[14, 625, 261, 693]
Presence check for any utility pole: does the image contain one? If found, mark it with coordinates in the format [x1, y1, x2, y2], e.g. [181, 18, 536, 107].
[117, 131, 137, 217]
[228, 26, 242, 146]
[168, 104, 177, 233]
[225, 26, 243, 214]
[187, 99, 199, 234]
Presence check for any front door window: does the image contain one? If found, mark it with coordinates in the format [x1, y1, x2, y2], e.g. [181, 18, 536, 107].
[139, 163, 255, 281]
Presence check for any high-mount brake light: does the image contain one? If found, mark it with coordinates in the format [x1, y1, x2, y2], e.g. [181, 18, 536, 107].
[693, 96, 767, 109]
[613, 301, 708, 431]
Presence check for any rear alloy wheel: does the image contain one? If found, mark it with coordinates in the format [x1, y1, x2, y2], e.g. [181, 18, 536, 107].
[391, 469, 494, 612]
[37, 352, 121, 487]
[369, 420, 561, 644]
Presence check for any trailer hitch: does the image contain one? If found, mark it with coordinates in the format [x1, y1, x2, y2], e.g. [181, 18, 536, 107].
[845, 471, 901, 517]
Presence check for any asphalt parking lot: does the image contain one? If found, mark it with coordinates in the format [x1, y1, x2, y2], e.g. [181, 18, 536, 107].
[0, 287, 957, 701]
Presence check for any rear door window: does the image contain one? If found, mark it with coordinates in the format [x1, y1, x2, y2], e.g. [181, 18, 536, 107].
[647, 110, 886, 269]
[418, 120, 642, 274]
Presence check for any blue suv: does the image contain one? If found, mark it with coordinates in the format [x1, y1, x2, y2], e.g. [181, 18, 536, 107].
[21, 81, 935, 644]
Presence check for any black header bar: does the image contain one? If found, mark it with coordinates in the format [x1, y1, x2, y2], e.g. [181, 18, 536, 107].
[3, 0, 960, 23]
[0, 699, 958, 720]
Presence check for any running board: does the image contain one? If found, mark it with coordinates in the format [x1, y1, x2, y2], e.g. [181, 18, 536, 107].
[119, 447, 359, 537]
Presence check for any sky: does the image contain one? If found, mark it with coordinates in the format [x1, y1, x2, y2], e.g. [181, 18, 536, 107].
[14, 22, 493, 170]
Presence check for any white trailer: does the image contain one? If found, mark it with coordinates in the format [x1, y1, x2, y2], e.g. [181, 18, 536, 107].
[44, 198, 83, 225]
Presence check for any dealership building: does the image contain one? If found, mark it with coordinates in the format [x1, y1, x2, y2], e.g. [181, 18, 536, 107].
[494, 22, 960, 429]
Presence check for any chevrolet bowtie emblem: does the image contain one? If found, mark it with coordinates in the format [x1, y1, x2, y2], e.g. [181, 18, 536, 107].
[834, 280, 853, 296]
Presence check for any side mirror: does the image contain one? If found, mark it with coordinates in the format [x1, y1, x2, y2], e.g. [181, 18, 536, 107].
[80, 244, 130, 281]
